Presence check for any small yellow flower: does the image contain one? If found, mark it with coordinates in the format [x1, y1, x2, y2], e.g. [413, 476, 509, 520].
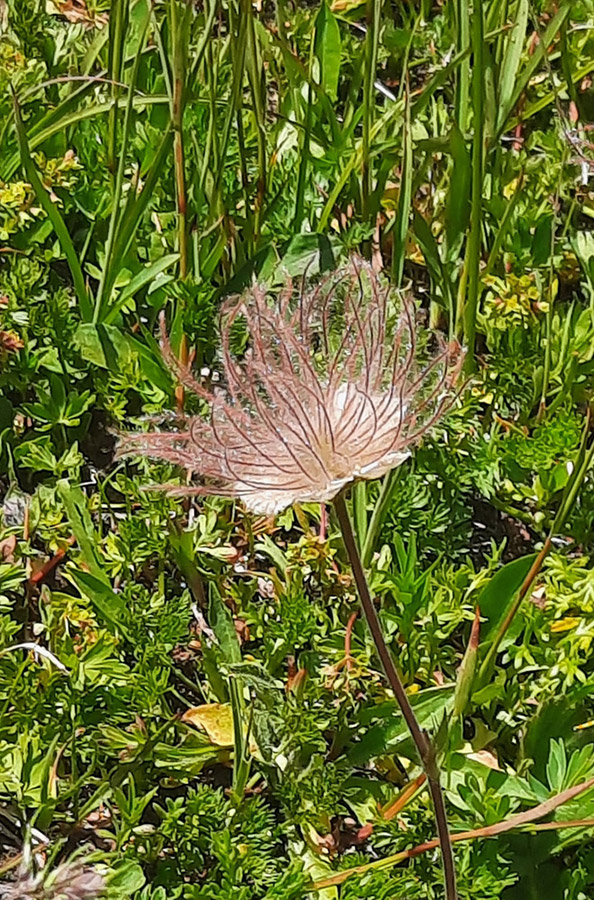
[503, 178, 519, 200]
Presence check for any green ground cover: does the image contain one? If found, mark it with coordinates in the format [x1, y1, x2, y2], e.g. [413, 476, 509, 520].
[2, 0, 594, 897]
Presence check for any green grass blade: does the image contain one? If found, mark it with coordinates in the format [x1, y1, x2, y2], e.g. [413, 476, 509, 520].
[294, 34, 315, 231]
[362, 0, 381, 220]
[13, 95, 92, 322]
[95, 19, 149, 320]
[169, 0, 192, 278]
[103, 254, 180, 325]
[497, 0, 529, 133]
[454, 0, 470, 130]
[496, 3, 571, 136]
[484, 170, 524, 277]
[96, 125, 173, 322]
[444, 123, 471, 262]
[314, 0, 341, 100]
[361, 468, 402, 569]
[243, 0, 268, 241]
[107, 0, 130, 174]
[391, 90, 412, 287]
[460, 0, 485, 365]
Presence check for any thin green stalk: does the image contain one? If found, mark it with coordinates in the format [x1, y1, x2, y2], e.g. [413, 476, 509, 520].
[95, 21, 149, 321]
[454, 0, 470, 131]
[535, 88, 570, 418]
[361, 468, 401, 569]
[107, 0, 129, 175]
[294, 34, 315, 230]
[352, 481, 368, 553]
[397, 14, 420, 102]
[483, 170, 524, 278]
[212, 7, 247, 203]
[199, 41, 220, 214]
[230, 677, 251, 804]
[391, 88, 412, 286]
[151, 5, 174, 102]
[334, 492, 457, 900]
[459, 0, 484, 366]
[538, 284, 554, 421]
[169, 0, 191, 280]
[362, 0, 381, 221]
[243, 0, 267, 241]
[103, 125, 173, 311]
[236, 108, 250, 217]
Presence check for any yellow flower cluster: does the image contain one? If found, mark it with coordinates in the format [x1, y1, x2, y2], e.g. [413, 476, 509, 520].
[483, 273, 544, 330]
[0, 151, 81, 240]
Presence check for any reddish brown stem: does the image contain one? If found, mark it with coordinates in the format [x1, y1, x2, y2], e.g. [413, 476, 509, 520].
[344, 610, 358, 671]
[312, 775, 594, 891]
[334, 492, 457, 900]
[381, 772, 427, 820]
[319, 502, 327, 541]
[29, 536, 76, 586]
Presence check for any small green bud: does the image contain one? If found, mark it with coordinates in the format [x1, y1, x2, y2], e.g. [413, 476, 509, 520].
[453, 607, 480, 719]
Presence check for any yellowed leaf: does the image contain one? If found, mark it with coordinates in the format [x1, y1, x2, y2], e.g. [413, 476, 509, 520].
[574, 719, 594, 731]
[330, 0, 364, 10]
[46, 0, 107, 28]
[182, 703, 260, 754]
[182, 703, 234, 746]
[551, 616, 581, 633]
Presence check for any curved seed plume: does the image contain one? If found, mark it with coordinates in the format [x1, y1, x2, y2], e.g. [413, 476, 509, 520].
[0, 861, 105, 900]
[119, 258, 464, 514]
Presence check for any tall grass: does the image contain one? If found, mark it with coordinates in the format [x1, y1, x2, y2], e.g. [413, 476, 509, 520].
[10, 0, 577, 368]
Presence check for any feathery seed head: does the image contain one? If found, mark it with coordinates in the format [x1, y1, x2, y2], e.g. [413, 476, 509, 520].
[0, 860, 105, 900]
[119, 258, 464, 514]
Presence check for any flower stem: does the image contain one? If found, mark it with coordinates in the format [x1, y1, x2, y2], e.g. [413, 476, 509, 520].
[333, 492, 457, 900]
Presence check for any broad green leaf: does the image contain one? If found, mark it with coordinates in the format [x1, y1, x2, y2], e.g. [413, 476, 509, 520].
[477, 553, 537, 638]
[209, 584, 242, 665]
[254, 535, 288, 574]
[182, 703, 235, 746]
[445, 124, 471, 257]
[74, 323, 135, 370]
[546, 739, 568, 793]
[348, 686, 454, 764]
[57, 479, 105, 582]
[315, 1, 341, 100]
[261, 233, 338, 283]
[69, 569, 130, 639]
[153, 738, 229, 774]
[106, 862, 146, 894]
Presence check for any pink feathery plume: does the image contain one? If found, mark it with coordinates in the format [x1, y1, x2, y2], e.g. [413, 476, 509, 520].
[118, 257, 464, 514]
[0, 860, 105, 900]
